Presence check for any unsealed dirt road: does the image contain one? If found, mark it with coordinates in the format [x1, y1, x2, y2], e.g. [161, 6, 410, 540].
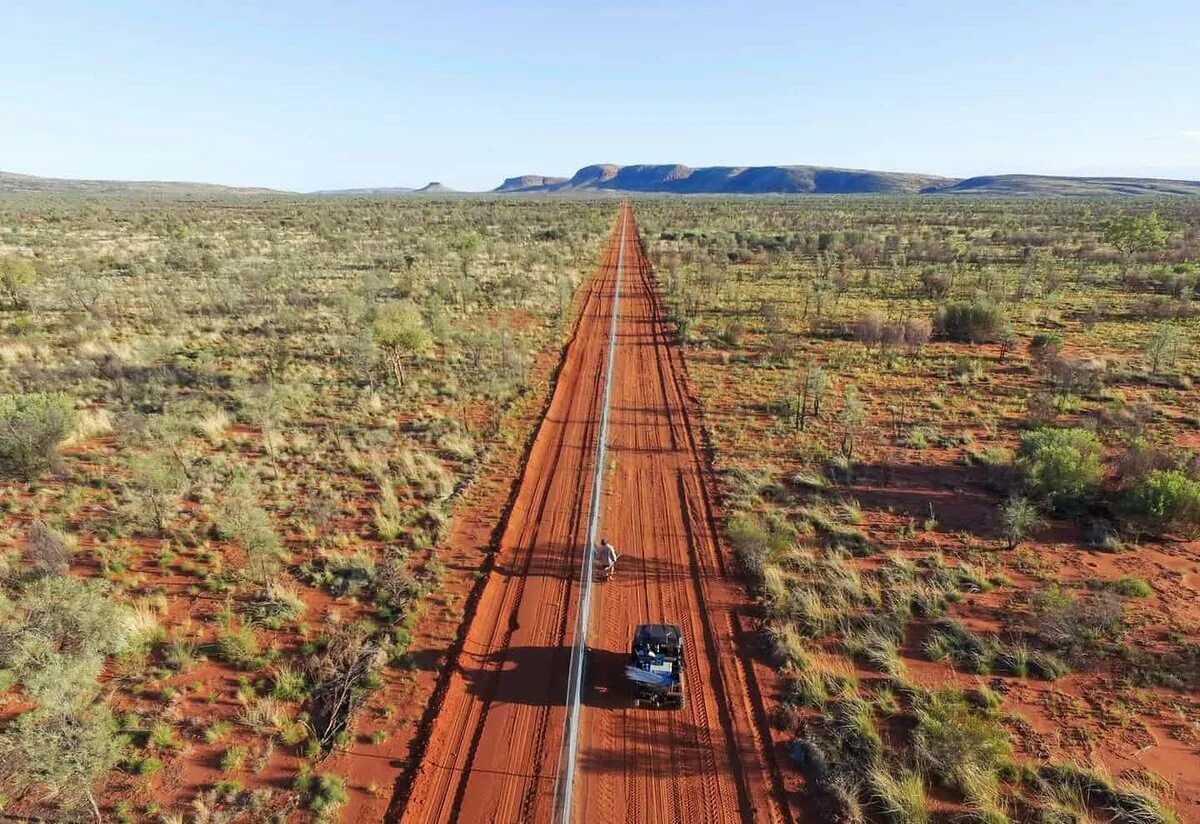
[395, 204, 784, 823]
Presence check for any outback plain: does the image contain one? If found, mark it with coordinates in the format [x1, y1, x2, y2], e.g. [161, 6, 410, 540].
[0, 193, 1197, 824]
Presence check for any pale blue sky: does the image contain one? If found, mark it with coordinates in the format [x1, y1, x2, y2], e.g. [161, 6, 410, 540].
[3, 1, 1199, 191]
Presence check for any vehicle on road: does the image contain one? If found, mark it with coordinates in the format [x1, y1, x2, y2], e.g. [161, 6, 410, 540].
[624, 623, 685, 709]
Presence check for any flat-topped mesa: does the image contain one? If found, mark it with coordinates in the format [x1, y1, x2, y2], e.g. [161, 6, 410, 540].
[493, 174, 569, 192]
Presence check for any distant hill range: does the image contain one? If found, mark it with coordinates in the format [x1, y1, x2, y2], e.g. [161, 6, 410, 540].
[312, 181, 457, 196]
[922, 174, 1200, 197]
[3, 166, 1199, 198]
[496, 163, 954, 194]
[0, 170, 279, 196]
[495, 163, 1200, 196]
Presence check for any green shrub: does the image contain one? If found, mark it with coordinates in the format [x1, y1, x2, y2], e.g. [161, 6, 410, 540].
[999, 496, 1039, 549]
[923, 619, 994, 674]
[126, 754, 163, 776]
[1017, 428, 1104, 510]
[270, 665, 307, 700]
[934, 299, 1005, 343]
[1113, 576, 1154, 598]
[148, 722, 180, 750]
[0, 393, 77, 479]
[1121, 469, 1200, 538]
[0, 705, 125, 815]
[725, 512, 791, 580]
[220, 745, 249, 772]
[295, 771, 348, 815]
[213, 626, 261, 669]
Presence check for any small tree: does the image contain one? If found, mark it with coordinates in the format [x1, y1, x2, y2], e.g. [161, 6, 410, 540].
[0, 393, 77, 479]
[372, 301, 433, 387]
[1017, 428, 1104, 511]
[0, 255, 37, 308]
[1101, 210, 1166, 274]
[788, 364, 825, 432]
[213, 473, 285, 587]
[126, 450, 188, 534]
[999, 496, 1039, 549]
[1144, 323, 1184, 374]
[852, 311, 886, 348]
[838, 384, 868, 460]
[240, 382, 309, 478]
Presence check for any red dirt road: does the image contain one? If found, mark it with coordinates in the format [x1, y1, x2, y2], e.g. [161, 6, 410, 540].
[395, 205, 784, 823]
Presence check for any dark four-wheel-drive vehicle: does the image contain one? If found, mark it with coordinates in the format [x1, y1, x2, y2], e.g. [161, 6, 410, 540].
[624, 623, 685, 709]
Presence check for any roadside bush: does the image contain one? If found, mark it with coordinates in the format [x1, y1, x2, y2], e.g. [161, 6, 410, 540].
[1017, 428, 1104, 510]
[302, 552, 376, 596]
[934, 299, 1005, 343]
[295, 770, 348, 816]
[1120, 469, 1200, 538]
[0, 393, 77, 479]
[375, 554, 428, 614]
[725, 512, 792, 580]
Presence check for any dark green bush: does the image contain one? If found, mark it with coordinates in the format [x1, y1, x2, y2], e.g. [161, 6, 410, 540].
[934, 299, 1005, 343]
[1017, 428, 1104, 510]
[1120, 469, 1200, 538]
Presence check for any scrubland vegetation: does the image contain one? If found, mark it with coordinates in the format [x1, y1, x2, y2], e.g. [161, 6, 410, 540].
[0, 196, 609, 820]
[2, 192, 1198, 822]
[640, 199, 1198, 822]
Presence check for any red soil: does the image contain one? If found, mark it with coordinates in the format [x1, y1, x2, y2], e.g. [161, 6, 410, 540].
[393, 205, 786, 822]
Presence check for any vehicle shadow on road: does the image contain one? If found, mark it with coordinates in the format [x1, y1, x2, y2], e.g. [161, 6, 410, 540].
[460, 645, 629, 708]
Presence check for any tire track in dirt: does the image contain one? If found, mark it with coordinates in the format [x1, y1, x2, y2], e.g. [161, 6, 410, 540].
[393, 205, 788, 823]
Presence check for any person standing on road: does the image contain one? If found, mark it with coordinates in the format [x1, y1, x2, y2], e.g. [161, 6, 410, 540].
[597, 538, 618, 577]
